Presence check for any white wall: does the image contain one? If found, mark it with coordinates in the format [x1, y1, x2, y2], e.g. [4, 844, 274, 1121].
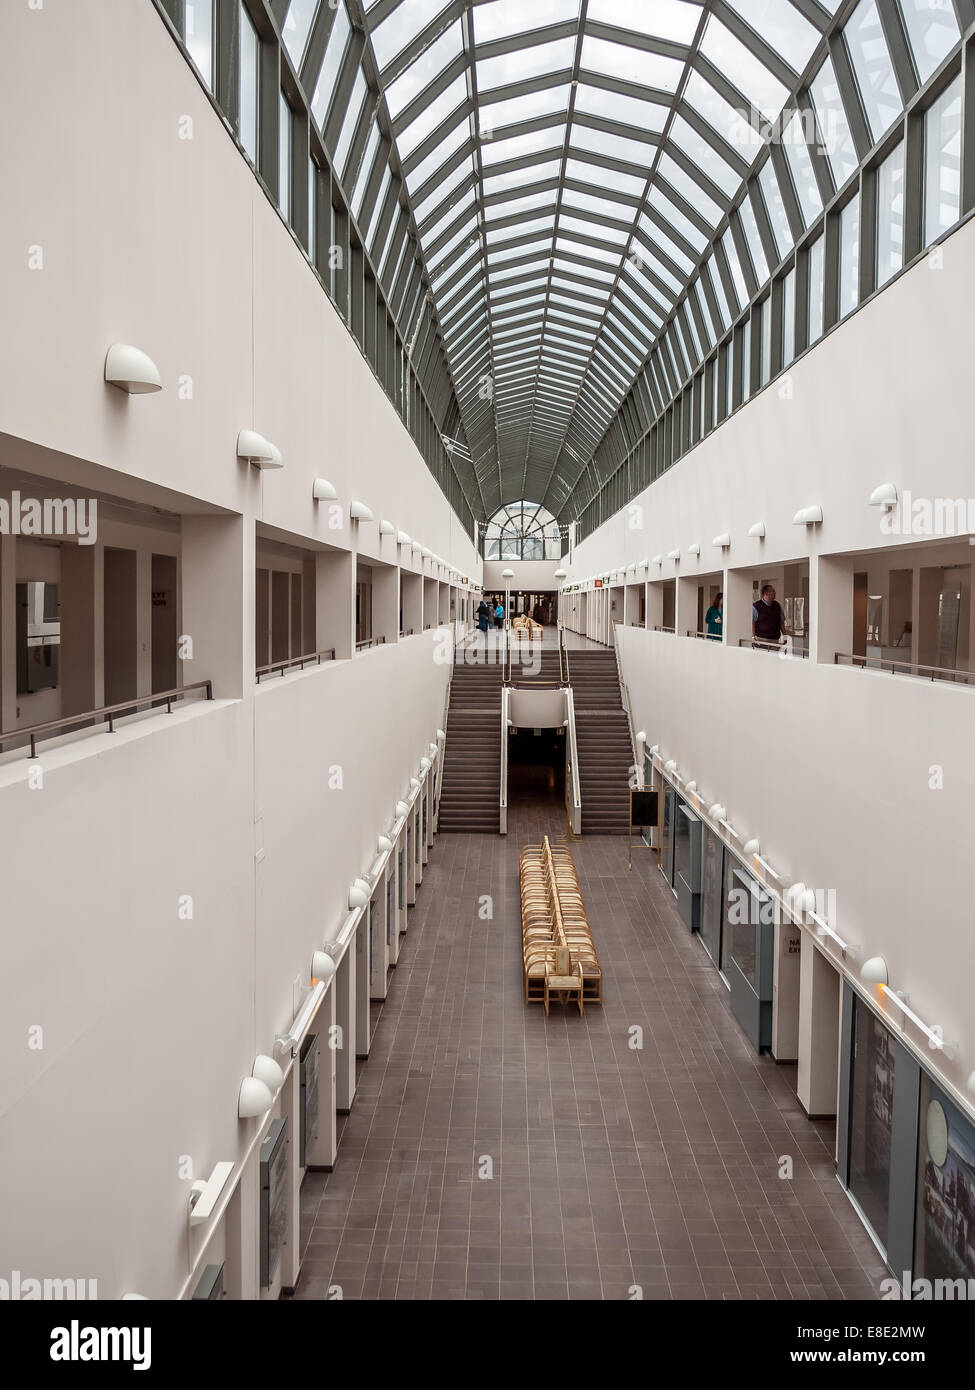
[483, 559, 562, 591]
[562, 214, 975, 1121]
[0, 0, 468, 1297]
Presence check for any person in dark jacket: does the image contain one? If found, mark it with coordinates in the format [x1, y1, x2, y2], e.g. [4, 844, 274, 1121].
[705, 592, 723, 640]
[477, 599, 489, 632]
[752, 584, 788, 648]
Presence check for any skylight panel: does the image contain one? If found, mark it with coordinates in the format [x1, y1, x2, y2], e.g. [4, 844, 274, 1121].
[489, 258, 551, 283]
[333, 70, 369, 175]
[736, 191, 769, 283]
[385, 20, 463, 120]
[699, 18, 788, 121]
[473, 0, 580, 45]
[365, 166, 392, 246]
[721, 227, 748, 307]
[483, 161, 562, 198]
[479, 85, 572, 136]
[682, 71, 764, 155]
[844, 0, 902, 141]
[646, 186, 709, 250]
[574, 84, 669, 131]
[638, 212, 695, 271]
[627, 239, 681, 296]
[485, 215, 556, 243]
[703, 251, 732, 328]
[781, 110, 823, 225]
[559, 212, 630, 244]
[371, 0, 453, 70]
[668, 114, 740, 196]
[420, 190, 476, 245]
[482, 127, 565, 166]
[553, 256, 617, 283]
[657, 153, 723, 225]
[405, 126, 470, 191]
[476, 37, 576, 92]
[282, 0, 318, 68]
[898, 0, 960, 84]
[569, 123, 655, 166]
[586, 0, 701, 45]
[562, 187, 635, 220]
[580, 36, 684, 91]
[555, 235, 621, 265]
[565, 158, 646, 198]
[395, 75, 468, 160]
[351, 123, 382, 217]
[809, 58, 858, 186]
[757, 157, 793, 257]
[310, 3, 351, 129]
[725, 0, 821, 76]
[483, 188, 558, 221]
[488, 237, 552, 262]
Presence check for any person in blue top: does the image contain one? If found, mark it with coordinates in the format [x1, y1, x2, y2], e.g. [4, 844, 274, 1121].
[705, 592, 723, 640]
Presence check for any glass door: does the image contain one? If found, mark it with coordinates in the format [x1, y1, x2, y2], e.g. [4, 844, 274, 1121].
[914, 1077, 975, 1282]
[699, 828, 722, 964]
[660, 785, 676, 890]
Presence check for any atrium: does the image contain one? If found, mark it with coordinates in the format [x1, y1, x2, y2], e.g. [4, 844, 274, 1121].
[1, 0, 974, 1347]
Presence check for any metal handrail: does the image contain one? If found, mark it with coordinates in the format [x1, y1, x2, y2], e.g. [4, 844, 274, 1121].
[556, 622, 567, 686]
[499, 685, 509, 835]
[356, 635, 387, 651]
[834, 652, 975, 685]
[739, 637, 809, 658]
[653, 625, 676, 634]
[686, 629, 722, 641]
[612, 620, 640, 785]
[564, 686, 582, 838]
[256, 648, 336, 681]
[0, 681, 213, 759]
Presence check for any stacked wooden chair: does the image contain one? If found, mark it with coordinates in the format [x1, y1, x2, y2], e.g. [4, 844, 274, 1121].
[520, 836, 602, 1014]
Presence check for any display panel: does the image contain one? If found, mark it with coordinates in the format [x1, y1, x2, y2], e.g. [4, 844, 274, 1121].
[259, 1118, 289, 1288]
[914, 1077, 975, 1283]
[299, 1034, 319, 1170]
[848, 997, 895, 1250]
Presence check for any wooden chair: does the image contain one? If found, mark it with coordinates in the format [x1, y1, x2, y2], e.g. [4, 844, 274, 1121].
[544, 945, 584, 1016]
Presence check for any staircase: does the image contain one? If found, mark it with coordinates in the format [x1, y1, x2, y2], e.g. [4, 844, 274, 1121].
[569, 650, 633, 835]
[438, 656, 504, 833]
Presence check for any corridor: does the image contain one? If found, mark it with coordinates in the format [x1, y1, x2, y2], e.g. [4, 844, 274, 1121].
[293, 802, 885, 1301]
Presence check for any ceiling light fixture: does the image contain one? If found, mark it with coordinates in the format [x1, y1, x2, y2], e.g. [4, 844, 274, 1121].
[104, 343, 162, 394]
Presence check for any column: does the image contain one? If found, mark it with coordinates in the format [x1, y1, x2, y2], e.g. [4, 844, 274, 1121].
[797, 935, 841, 1117]
[181, 514, 253, 698]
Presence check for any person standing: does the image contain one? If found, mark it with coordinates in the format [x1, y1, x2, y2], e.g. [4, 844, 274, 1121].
[752, 584, 788, 648]
[705, 592, 723, 641]
[494, 601, 504, 631]
[476, 599, 488, 633]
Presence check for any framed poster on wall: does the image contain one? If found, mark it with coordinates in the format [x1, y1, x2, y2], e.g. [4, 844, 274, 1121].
[914, 1079, 975, 1284]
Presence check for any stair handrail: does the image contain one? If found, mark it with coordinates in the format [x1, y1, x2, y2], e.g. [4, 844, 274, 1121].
[561, 621, 572, 687]
[500, 684, 509, 835]
[435, 646, 454, 832]
[613, 620, 642, 788]
[564, 685, 582, 838]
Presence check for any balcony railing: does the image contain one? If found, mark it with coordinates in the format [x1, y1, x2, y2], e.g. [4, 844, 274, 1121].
[686, 629, 722, 641]
[355, 636, 387, 651]
[835, 652, 975, 686]
[738, 637, 809, 658]
[653, 625, 676, 634]
[256, 649, 336, 682]
[0, 681, 213, 759]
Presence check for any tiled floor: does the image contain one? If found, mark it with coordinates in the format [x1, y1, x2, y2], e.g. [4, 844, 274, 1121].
[291, 784, 886, 1301]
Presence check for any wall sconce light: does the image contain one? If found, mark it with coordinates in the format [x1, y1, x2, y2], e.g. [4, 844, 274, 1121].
[743, 838, 760, 858]
[238, 1075, 274, 1120]
[649, 744, 659, 757]
[664, 759, 677, 774]
[349, 883, 369, 910]
[501, 567, 515, 579]
[377, 834, 393, 855]
[686, 544, 701, 558]
[252, 1054, 284, 1093]
[667, 549, 680, 562]
[651, 556, 662, 566]
[554, 569, 567, 580]
[635, 731, 646, 746]
[237, 429, 283, 469]
[708, 802, 726, 821]
[712, 533, 731, 549]
[419, 756, 432, 772]
[395, 800, 410, 818]
[792, 504, 823, 526]
[747, 521, 766, 539]
[311, 950, 336, 984]
[398, 532, 411, 546]
[353, 878, 372, 899]
[409, 778, 420, 792]
[685, 780, 697, 795]
[860, 956, 889, 986]
[437, 729, 446, 742]
[312, 478, 337, 501]
[104, 343, 162, 394]
[350, 500, 373, 522]
[379, 519, 395, 535]
[868, 483, 898, 510]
